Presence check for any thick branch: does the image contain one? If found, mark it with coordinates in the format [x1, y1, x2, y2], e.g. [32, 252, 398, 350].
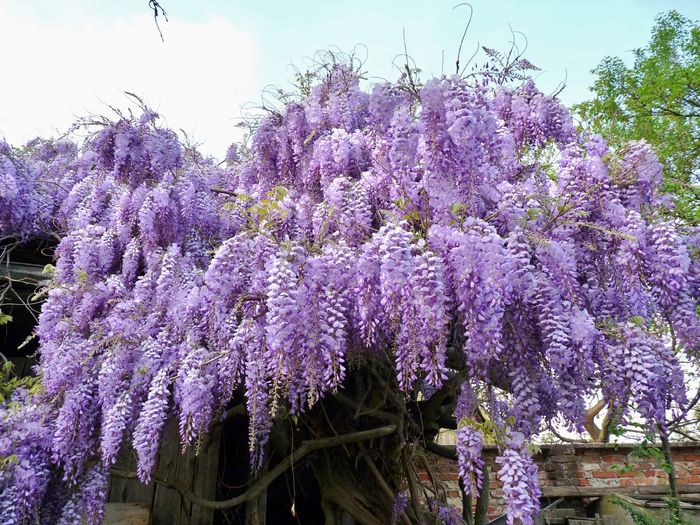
[583, 399, 607, 442]
[420, 370, 468, 425]
[401, 446, 424, 523]
[659, 428, 680, 501]
[334, 391, 401, 423]
[210, 186, 238, 197]
[111, 424, 396, 510]
[424, 441, 457, 460]
[358, 443, 411, 525]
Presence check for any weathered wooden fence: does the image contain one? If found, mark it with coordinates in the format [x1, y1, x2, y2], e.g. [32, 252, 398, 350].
[107, 419, 222, 525]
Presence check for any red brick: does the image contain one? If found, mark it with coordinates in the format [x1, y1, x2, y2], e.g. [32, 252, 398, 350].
[441, 473, 460, 482]
[447, 491, 460, 498]
[620, 471, 640, 478]
[592, 471, 617, 479]
[602, 455, 623, 462]
[688, 475, 700, 483]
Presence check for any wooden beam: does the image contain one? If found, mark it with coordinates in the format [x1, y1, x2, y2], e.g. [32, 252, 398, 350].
[542, 484, 700, 498]
[103, 503, 149, 525]
[0, 262, 48, 286]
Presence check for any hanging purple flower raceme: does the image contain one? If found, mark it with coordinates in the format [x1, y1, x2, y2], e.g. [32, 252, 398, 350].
[646, 220, 690, 310]
[265, 251, 306, 412]
[239, 317, 272, 472]
[133, 366, 172, 482]
[532, 276, 589, 427]
[175, 343, 218, 450]
[604, 324, 687, 425]
[0, 142, 45, 237]
[315, 175, 372, 244]
[644, 220, 700, 351]
[51, 377, 100, 483]
[367, 222, 451, 390]
[397, 250, 450, 388]
[431, 221, 510, 376]
[493, 80, 576, 148]
[0, 389, 54, 525]
[295, 244, 355, 405]
[100, 389, 132, 466]
[496, 433, 542, 525]
[454, 384, 485, 496]
[56, 463, 109, 525]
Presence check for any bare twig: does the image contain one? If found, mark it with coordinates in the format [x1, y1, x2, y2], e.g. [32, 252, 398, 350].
[148, 0, 168, 42]
[454, 3, 474, 75]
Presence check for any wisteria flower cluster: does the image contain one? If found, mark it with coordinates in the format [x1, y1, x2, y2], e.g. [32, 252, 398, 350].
[0, 63, 698, 524]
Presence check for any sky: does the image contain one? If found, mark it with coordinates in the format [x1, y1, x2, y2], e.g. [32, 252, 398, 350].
[1, 0, 700, 158]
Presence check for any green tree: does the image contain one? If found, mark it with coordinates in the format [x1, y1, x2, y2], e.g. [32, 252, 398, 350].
[576, 10, 700, 223]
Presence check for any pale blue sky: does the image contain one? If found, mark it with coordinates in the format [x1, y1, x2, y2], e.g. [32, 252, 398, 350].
[1, 0, 699, 156]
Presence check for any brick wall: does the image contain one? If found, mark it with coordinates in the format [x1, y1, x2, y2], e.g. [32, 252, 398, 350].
[420, 443, 700, 519]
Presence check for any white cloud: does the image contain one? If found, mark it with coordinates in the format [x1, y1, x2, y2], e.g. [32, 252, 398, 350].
[0, 4, 257, 157]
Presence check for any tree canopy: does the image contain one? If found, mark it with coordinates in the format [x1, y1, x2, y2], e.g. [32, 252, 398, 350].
[576, 10, 700, 224]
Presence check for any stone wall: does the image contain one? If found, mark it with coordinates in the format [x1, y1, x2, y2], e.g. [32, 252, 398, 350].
[420, 442, 700, 519]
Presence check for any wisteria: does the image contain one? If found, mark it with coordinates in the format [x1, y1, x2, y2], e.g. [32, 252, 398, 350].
[0, 60, 698, 525]
[454, 383, 485, 499]
[496, 433, 541, 525]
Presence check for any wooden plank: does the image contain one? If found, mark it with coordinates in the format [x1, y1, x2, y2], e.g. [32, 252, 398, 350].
[103, 503, 150, 525]
[108, 446, 155, 507]
[190, 424, 222, 525]
[636, 494, 700, 503]
[542, 484, 700, 498]
[151, 417, 197, 525]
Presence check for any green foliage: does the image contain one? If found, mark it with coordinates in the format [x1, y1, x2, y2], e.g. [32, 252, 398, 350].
[610, 494, 691, 525]
[0, 310, 12, 326]
[0, 454, 19, 471]
[604, 424, 673, 473]
[457, 414, 518, 447]
[576, 10, 700, 224]
[0, 362, 42, 404]
[611, 495, 662, 525]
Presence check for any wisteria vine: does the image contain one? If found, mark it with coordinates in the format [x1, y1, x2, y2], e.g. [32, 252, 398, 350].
[0, 63, 698, 525]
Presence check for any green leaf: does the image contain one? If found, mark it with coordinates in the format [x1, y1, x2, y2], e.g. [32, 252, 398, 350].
[75, 269, 89, 284]
[0, 312, 12, 326]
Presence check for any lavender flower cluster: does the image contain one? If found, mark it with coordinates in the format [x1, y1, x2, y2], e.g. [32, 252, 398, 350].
[0, 64, 698, 524]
